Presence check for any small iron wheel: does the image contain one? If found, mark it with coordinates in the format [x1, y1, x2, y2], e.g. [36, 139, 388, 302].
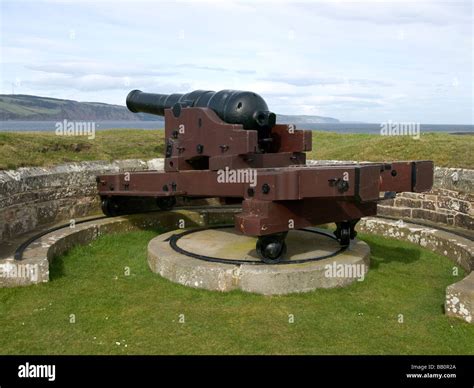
[256, 235, 287, 264]
[101, 197, 120, 217]
[334, 220, 355, 247]
[339, 226, 351, 247]
[157, 196, 176, 211]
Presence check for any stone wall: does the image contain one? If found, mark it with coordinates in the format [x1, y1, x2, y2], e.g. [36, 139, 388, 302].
[0, 159, 164, 244]
[378, 167, 474, 230]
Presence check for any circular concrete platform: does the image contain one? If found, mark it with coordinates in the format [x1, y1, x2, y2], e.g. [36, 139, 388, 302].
[148, 227, 370, 295]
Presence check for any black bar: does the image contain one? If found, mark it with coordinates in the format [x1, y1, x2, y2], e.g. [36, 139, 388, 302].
[0, 355, 472, 386]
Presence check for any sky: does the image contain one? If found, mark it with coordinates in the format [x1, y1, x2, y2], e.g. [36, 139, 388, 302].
[0, 0, 472, 124]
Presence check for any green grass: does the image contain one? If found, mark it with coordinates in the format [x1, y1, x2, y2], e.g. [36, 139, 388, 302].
[308, 132, 473, 169]
[0, 231, 472, 355]
[0, 130, 165, 169]
[0, 129, 472, 170]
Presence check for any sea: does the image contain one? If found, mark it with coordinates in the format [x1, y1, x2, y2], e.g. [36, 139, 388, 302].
[0, 120, 473, 134]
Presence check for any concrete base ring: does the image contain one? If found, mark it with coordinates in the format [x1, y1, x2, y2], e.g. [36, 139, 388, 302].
[148, 227, 370, 295]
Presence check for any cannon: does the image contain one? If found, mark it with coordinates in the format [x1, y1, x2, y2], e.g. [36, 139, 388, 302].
[97, 89, 434, 263]
[126, 90, 276, 130]
[127, 90, 277, 150]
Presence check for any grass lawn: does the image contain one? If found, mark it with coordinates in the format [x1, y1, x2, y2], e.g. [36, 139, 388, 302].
[0, 230, 472, 355]
[0, 129, 166, 170]
[0, 130, 472, 170]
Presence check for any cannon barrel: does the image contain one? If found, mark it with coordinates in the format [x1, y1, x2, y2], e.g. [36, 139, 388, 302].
[126, 89, 276, 131]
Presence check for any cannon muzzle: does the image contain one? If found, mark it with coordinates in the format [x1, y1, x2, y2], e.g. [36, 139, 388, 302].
[126, 89, 276, 131]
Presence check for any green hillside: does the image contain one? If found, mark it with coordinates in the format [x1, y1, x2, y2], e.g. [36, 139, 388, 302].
[0, 94, 160, 121]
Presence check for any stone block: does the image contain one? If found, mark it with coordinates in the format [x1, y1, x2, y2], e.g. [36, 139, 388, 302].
[411, 208, 449, 224]
[434, 167, 474, 194]
[437, 197, 471, 214]
[394, 197, 422, 208]
[454, 213, 474, 230]
[422, 200, 437, 210]
[400, 192, 423, 200]
[377, 205, 412, 218]
[446, 273, 474, 324]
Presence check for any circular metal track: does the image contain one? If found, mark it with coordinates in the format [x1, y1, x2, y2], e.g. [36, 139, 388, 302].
[14, 216, 108, 261]
[167, 225, 347, 265]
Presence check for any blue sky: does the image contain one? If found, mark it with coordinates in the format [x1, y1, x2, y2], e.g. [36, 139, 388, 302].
[0, 0, 472, 123]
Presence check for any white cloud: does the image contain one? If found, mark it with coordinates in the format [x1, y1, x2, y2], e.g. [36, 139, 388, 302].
[27, 62, 178, 77]
[0, 0, 472, 123]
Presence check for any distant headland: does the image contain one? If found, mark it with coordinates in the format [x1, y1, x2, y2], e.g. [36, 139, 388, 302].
[0, 94, 340, 124]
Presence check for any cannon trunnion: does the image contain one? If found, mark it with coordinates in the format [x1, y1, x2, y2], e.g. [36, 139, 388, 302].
[97, 89, 434, 263]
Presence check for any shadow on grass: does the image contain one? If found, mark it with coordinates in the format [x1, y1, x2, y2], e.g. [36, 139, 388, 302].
[49, 254, 65, 281]
[367, 239, 421, 269]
